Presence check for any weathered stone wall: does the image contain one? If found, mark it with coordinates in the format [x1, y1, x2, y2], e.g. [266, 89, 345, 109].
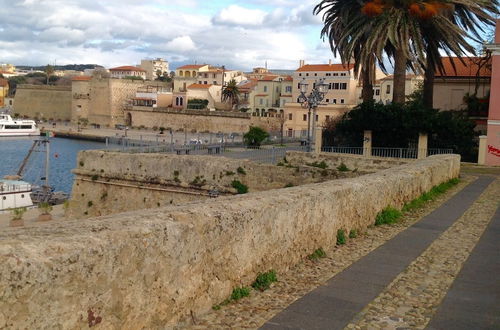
[69, 150, 356, 218]
[286, 151, 413, 172]
[13, 84, 72, 120]
[0, 155, 460, 329]
[125, 108, 281, 133]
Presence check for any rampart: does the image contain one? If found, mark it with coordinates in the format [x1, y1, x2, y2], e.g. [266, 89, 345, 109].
[69, 150, 359, 218]
[0, 155, 460, 329]
[126, 107, 281, 133]
[13, 84, 72, 120]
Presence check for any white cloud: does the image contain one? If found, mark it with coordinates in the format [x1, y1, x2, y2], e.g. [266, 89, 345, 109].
[212, 5, 267, 26]
[164, 36, 197, 52]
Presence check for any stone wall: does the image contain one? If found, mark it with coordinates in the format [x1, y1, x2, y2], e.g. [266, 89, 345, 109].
[286, 151, 413, 172]
[126, 108, 281, 133]
[69, 150, 357, 218]
[13, 84, 72, 120]
[0, 155, 460, 329]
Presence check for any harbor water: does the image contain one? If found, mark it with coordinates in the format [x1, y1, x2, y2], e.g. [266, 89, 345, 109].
[0, 137, 107, 195]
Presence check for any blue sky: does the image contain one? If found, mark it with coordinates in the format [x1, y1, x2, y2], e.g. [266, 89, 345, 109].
[0, 0, 334, 70]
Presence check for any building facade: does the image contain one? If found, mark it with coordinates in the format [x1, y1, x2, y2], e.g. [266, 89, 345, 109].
[140, 58, 169, 80]
[109, 66, 147, 80]
[0, 78, 9, 107]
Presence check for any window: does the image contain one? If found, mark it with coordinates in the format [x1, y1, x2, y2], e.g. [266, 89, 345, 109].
[328, 83, 332, 90]
[386, 84, 391, 94]
[326, 73, 331, 76]
[260, 99, 263, 105]
[334, 83, 339, 90]
[213, 74, 216, 78]
[288, 113, 293, 120]
[288, 128, 293, 137]
[333, 99, 337, 104]
[340, 73, 347, 76]
[276, 86, 279, 92]
[333, 73, 338, 76]
[204, 81, 207, 84]
[213, 81, 217, 85]
[204, 73, 208, 78]
[326, 99, 330, 103]
[314, 73, 317, 76]
[375, 89, 380, 96]
[297, 83, 301, 89]
[340, 99, 345, 104]
[303, 114, 307, 121]
[306, 73, 309, 76]
[199, 81, 202, 84]
[264, 86, 267, 92]
[286, 86, 292, 93]
[325, 115, 330, 121]
[341, 83, 347, 90]
[299, 73, 302, 76]
[316, 114, 318, 121]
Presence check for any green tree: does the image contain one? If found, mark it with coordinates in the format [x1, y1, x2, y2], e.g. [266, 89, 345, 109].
[243, 127, 269, 147]
[222, 79, 240, 110]
[45, 64, 55, 84]
[7, 76, 27, 95]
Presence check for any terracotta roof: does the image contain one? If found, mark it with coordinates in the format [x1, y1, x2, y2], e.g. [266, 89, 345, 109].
[177, 64, 206, 70]
[109, 66, 146, 72]
[0, 78, 8, 87]
[71, 76, 92, 81]
[259, 75, 279, 81]
[296, 63, 354, 72]
[283, 76, 293, 81]
[380, 74, 423, 81]
[435, 57, 492, 77]
[187, 83, 212, 89]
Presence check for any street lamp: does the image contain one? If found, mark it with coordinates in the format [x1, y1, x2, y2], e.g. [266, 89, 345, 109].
[298, 78, 328, 152]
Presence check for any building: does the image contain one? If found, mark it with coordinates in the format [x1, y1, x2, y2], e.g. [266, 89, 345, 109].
[372, 74, 424, 104]
[174, 65, 209, 92]
[0, 78, 9, 107]
[283, 60, 361, 135]
[140, 58, 169, 80]
[0, 64, 15, 73]
[433, 57, 491, 111]
[109, 66, 147, 80]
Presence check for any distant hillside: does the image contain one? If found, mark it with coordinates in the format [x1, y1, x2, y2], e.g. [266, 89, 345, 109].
[16, 64, 104, 71]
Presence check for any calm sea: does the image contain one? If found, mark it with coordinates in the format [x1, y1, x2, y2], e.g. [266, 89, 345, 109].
[0, 137, 107, 195]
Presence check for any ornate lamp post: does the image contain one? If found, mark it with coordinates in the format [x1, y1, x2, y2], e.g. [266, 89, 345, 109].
[298, 78, 328, 151]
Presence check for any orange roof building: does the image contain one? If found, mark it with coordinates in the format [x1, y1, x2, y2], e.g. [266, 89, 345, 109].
[435, 57, 492, 78]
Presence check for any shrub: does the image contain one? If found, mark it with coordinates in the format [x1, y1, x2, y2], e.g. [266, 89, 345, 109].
[237, 167, 246, 175]
[337, 163, 350, 172]
[336, 229, 346, 245]
[402, 178, 460, 212]
[308, 248, 326, 261]
[349, 229, 358, 238]
[225, 171, 235, 176]
[231, 180, 248, 194]
[11, 207, 27, 220]
[91, 174, 98, 181]
[252, 270, 277, 291]
[231, 287, 250, 301]
[284, 183, 294, 188]
[87, 201, 93, 208]
[375, 207, 402, 226]
[38, 202, 53, 215]
[307, 161, 328, 169]
[243, 127, 269, 147]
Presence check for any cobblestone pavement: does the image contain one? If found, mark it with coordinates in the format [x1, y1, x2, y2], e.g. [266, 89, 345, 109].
[347, 176, 500, 329]
[176, 176, 475, 329]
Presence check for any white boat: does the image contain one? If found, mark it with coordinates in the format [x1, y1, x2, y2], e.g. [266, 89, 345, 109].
[0, 179, 34, 211]
[0, 114, 40, 136]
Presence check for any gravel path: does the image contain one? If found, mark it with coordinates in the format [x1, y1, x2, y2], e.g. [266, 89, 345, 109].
[347, 176, 499, 330]
[177, 176, 475, 329]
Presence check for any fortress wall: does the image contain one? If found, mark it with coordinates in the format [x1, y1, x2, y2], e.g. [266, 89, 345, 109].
[0, 154, 460, 329]
[13, 84, 72, 121]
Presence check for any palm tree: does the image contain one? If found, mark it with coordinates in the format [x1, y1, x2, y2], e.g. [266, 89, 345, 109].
[315, 0, 498, 105]
[221, 79, 240, 110]
[45, 64, 54, 85]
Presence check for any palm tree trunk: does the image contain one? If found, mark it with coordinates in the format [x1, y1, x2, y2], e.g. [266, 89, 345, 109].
[361, 57, 374, 103]
[392, 48, 407, 104]
[423, 55, 435, 109]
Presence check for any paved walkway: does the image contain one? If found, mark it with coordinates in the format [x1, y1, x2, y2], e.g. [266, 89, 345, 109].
[261, 176, 499, 330]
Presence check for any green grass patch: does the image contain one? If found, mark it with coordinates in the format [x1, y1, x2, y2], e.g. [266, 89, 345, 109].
[349, 229, 358, 238]
[375, 207, 402, 226]
[307, 161, 328, 169]
[402, 178, 460, 213]
[337, 163, 350, 172]
[252, 270, 277, 291]
[284, 183, 294, 188]
[231, 287, 250, 301]
[237, 167, 246, 175]
[336, 229, 346, 245]
[231, 180, 249, 194]
[308, 248, 327, 261]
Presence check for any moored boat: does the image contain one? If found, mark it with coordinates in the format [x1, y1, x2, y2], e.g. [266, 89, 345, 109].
[0, 114, 40, 137]
[0, 179, 34, 211]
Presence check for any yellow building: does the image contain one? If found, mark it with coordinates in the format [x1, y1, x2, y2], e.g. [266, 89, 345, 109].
[371, 74, 424, 104]
[0, 78, 9, 107]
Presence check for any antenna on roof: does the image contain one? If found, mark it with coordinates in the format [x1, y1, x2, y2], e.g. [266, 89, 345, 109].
[265, 61, 268, 70]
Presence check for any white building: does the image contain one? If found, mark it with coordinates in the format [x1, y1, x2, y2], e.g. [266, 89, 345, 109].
[140, 58, 170, 80]
[109, 66, 146, 80]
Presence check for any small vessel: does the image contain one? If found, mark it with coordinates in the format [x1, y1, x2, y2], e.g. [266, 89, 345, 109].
[0, 179, 34, 211]
[0, 113, 40, 137]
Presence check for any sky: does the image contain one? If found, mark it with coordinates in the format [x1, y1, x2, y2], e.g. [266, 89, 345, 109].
[0, 0, 338, 71]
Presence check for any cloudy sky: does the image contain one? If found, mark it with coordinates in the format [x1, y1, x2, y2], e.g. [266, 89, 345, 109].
[0, 0, 339, 71]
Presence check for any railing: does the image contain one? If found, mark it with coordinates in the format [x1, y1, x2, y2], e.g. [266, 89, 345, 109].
[322, 146, 454, 159]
